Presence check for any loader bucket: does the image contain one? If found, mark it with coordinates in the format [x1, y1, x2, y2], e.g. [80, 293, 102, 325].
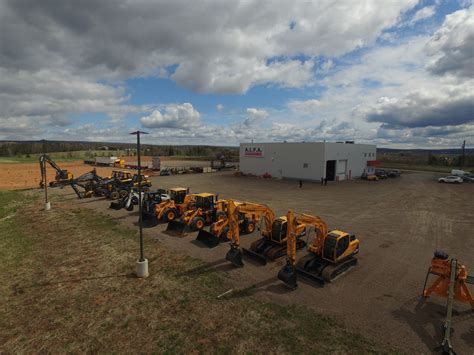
[165, 220, 189, 236]
[226, 247, 243, 268]
[242, 248, 267, 265]
[277, 262, 298, 290]
[295, 267, 325, 286]
[109, 201, 123, 210]
[196, 229, 220, 248]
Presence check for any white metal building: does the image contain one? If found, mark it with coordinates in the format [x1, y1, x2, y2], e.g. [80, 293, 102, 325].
[239, 142, 377, 181]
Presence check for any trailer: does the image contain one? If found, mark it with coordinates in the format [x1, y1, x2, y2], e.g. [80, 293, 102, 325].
[83, 156, 125, 168]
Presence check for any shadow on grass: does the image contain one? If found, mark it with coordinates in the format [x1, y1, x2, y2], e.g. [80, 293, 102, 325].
[218, 276, 293, 299]
[391, 297, 472, 353]
[11, 273, 134, 295]
[175, 259, 229, 277]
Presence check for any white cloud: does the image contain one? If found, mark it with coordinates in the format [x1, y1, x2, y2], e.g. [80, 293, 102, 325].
[425, 5, 474, 78]
[288, 99, 324, 115]
[140, 103, 201, 129]
[243, 108, 269, 127]
[409, 6, 436, 25]
[216, 104, 224, 112]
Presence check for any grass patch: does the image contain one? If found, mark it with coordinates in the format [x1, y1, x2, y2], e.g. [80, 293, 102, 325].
[0, 191, 395, 353]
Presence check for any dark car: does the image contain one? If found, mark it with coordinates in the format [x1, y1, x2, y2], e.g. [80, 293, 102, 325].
[461, 174, 474, 182]
[387, 169, 400, 178]
[375, 169, 388, 179]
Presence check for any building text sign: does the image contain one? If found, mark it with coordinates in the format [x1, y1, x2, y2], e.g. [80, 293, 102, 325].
[243, 146, 264, 158]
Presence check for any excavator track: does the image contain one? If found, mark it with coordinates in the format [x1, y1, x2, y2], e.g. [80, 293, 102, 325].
[321, 257, 358, 282]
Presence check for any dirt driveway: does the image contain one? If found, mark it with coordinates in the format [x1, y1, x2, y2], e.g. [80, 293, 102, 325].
[52, 171, 474, 354]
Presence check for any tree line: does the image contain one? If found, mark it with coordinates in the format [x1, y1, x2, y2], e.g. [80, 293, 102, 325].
[0, 141, 239, 160]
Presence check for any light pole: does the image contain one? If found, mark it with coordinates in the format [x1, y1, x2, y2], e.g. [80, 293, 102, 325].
[130, 130, 149, 278]
[42, 139, 51, 211]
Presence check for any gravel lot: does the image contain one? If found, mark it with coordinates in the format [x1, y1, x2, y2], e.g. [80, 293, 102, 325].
[53, 170, 474, 354]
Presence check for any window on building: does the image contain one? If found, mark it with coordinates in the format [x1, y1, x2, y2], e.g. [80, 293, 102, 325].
[303, 163, 308, 168]
[364, 153, 367, 157]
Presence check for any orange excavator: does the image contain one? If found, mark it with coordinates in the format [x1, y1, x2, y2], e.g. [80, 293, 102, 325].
[278, 210, 360, 289]
[224, 201, 307, 267]
[422, 251, 473, 354]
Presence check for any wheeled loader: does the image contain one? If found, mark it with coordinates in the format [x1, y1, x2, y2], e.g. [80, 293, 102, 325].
[166, 193, 227, 236]
[277, 210, 359, 290]
[154, 187, 193, 222]
[195, 201, 262, 248]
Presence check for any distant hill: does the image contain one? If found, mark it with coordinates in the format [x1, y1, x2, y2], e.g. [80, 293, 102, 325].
[377, 148, 474, 155]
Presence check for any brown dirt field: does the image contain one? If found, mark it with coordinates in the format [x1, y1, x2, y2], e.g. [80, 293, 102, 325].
[38, 172, 474, 353]
[0, 161, 116, 190]
[0, 159, 210, 190]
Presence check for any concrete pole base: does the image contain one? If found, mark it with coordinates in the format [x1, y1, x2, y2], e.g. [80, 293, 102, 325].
[44, 202, 51, 211]
[136, 259, 149, 278]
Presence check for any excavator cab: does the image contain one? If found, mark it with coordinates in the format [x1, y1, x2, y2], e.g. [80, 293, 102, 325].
[322, 232, 357, 263]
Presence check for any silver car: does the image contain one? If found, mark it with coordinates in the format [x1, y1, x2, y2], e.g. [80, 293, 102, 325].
[438, 176, 463, 184]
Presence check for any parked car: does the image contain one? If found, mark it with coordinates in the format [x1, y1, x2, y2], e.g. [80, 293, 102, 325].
[461, 174, 474, 182]
[160, 168, 172, 176]
[438, 176, 463, 184]
[387, 169, 400, 178]
[375, 169, 388, 179]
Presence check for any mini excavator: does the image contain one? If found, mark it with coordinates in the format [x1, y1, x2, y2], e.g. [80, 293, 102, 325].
[278, 210, 359, 289]
[422, 251, 473, 354]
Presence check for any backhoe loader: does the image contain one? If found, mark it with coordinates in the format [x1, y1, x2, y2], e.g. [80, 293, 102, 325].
[195, 201, 262, 247]
[278, 210, 359, 289]
[166, 193, 227, 236]
[222, 202, 306, 267]
[39, 154, 74, 188]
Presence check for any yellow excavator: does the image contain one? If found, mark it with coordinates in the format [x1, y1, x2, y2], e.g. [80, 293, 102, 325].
[278, 210, 359, 289]
[243, 210, 307, 265]
[223, 201, 307, 267]
[196, 201, 263, 248]
[154, 187, 193, 222]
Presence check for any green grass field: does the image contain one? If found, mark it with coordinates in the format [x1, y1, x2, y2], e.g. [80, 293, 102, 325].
[0, 190, 394, 353]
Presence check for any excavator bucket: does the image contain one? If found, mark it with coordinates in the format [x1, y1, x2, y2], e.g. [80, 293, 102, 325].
[278, 262, 298, 290]
[226, 247, 243, 268]
[242, 248, 267, 265]
[196, 229, 220, 248]
[165, 220, 189, 236]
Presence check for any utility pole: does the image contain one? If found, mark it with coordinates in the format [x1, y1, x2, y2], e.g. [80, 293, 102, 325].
[130, 130, 149, 278]
[42, 139, 51, 211]
[460, 140, 466, 169]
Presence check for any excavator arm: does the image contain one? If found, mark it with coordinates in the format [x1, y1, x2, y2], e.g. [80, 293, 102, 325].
[278, 211, 329, 289]
[225, 200, 244, 267]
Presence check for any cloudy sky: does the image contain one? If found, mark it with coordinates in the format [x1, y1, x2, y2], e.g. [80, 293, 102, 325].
[1, 0, 472, 148]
